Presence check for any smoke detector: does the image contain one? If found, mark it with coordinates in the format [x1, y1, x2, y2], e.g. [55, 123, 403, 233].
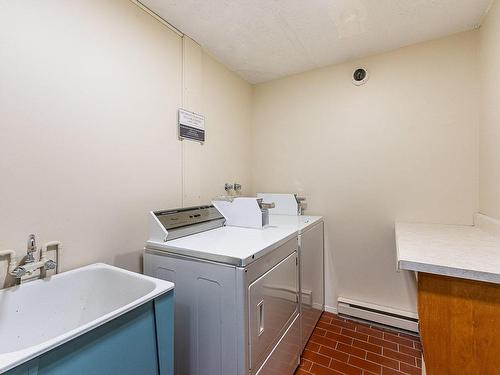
[352, 68, 369, 86]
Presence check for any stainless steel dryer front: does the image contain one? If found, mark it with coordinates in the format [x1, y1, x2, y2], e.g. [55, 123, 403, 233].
[144, 206, 301, 375]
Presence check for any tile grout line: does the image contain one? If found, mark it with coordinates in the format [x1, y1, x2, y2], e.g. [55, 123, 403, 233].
[300, 312, 422, 375]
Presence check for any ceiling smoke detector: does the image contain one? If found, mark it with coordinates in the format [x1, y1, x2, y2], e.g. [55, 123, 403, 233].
[352, 68, 369, 86]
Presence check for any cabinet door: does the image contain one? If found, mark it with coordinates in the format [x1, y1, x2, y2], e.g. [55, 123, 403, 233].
[36, 302, 161, 375]
[249, 252, 298, 371]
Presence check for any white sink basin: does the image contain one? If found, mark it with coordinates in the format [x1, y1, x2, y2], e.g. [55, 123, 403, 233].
[0, 263, 174, 373]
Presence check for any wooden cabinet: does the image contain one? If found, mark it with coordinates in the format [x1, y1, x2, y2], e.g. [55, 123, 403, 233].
[418, 273, 500, 375]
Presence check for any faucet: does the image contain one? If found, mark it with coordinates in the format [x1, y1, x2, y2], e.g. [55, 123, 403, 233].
[26, 234, 37, 263]
[2, 235, 61, 283]
[295, 195, 307, 215]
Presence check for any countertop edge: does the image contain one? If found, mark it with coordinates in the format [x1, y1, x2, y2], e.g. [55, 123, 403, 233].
[398, 259, 500, 285]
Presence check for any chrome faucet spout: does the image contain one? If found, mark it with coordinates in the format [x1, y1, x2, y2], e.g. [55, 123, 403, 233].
[26, 234, 37, 263]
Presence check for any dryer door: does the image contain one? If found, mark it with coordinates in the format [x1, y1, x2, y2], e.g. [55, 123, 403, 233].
[248, 251, 298, 371]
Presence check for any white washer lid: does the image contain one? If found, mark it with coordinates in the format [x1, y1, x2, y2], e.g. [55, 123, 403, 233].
[268, 215, 323, 234]
[146, 225, 299, 266]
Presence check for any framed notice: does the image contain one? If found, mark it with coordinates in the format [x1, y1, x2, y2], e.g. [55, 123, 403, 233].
[178, 109, 205, 143]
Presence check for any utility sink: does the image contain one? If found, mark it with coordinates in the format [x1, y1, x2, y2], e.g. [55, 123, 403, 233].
[0, 263, 174, 373]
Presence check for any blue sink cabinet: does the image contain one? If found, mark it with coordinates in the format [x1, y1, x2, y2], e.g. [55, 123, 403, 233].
[5, 290, 174, 375]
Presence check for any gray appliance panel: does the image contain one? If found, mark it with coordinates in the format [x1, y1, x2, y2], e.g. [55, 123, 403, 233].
[299, 221, 325, 350]
[152, 205, 225, 241]
[154, 205, 223, 230]
[297, 217, 324, 235]
[144, 234, 301, 375]
[248, 252, 298, 370]
[143, 252, 244, 375]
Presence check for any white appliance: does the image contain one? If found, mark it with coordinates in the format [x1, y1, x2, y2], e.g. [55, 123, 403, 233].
[258, 193, 325, 350]
[211, 196, 274, 228]
[144, 205, 301, 375]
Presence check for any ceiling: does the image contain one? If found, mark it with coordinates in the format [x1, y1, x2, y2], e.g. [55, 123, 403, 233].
[139, 0, 493, 84]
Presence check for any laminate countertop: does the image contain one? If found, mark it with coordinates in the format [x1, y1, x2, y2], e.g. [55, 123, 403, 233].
[395, 214, 500, 284]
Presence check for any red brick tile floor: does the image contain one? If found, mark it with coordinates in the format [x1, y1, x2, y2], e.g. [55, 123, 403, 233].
[295, 312, 422, 375]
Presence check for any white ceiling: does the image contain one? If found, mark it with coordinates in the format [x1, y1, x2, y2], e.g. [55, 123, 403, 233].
[140, 0, 493, 83]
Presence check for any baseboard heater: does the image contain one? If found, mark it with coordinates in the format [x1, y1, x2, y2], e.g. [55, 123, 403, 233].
[337, 297, 419, 333]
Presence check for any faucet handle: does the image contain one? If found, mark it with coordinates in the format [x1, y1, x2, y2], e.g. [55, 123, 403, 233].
[11, 266, 27, 278]
[44, 259, 57, 271]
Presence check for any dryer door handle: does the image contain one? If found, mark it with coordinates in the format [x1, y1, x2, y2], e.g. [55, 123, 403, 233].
[257, 300, 265, 336]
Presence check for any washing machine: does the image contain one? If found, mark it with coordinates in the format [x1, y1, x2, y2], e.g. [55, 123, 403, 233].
[144, 205, 301, 375]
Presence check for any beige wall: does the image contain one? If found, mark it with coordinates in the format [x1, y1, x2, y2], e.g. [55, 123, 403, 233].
[0, 0, 252, 287]
[180, 37, 254, 206]
[479, 0, 500, 219]
[251, 32, 480, 313]
[199, 52, 254, 202]
[0, 0, 490, 315]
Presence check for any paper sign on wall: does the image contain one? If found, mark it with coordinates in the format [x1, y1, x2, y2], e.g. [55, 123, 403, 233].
[178, 109, 205, 142]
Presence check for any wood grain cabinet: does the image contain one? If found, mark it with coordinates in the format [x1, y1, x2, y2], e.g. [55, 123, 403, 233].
[417, 273, 500, 375]
[396, 218, 500, 375]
